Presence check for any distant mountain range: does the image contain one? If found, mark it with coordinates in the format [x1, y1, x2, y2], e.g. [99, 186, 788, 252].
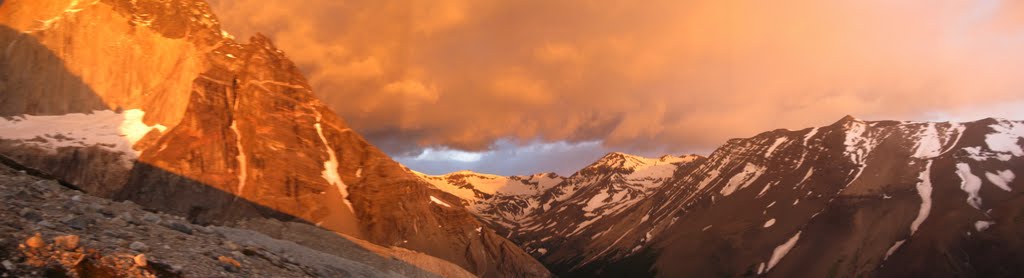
[418, 116, 1024, 277]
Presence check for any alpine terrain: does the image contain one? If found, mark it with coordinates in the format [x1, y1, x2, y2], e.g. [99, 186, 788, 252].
[1, 0, 1023, 277]
[421, 116, 1024, 277]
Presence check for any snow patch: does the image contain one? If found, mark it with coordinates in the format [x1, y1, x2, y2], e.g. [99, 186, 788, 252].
[803, 127, 819, 145]
[956, 163, 983, 209]
[984, 170, 1015, 192]
[795, 169, 814, 189]
[583, 189, 611, 212]
[429, 196, 452, 208]
[963, 146, 1013, 162]
[719, 163, 766, 196]
[696, 168, 722, 190]
[966, 120, 1024, 161]
[220, 29, 236, 40]
[767, 231, 801, 272]
[974, 221, 994, 232]
[912, 123, 943, 158]
[314, 113, 353, 213]
[756, 182, 772, 198]
[937, 123, 966, 156]
[229, 120, 247, 195]
[986, 121, 1024, 157]
[883, 240, 906, 261]
[910, 160, 933, 235]
[842, 120, 879, 164]
[0, 109, 166, 167]
[28, 0, 100, 32]
[765, 137, 788, 158]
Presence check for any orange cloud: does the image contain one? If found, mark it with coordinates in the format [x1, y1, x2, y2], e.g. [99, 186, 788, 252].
[209, 0, 1024, 155]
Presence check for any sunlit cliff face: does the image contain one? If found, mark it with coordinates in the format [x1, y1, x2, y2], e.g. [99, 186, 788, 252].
[209, 0, 1024, 166]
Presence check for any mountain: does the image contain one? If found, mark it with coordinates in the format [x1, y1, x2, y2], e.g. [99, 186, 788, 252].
[4, 1, 1024, 277]
[415, 153, 707, 273]
[419, 117, 1024, 277]
[629, 116, 1024, 277]
[414, 170, 565, 232]
[0, 0, 550, 277]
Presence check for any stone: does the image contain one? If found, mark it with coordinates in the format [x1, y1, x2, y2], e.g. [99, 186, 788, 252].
[71, 195, 82, 202]
[108, 218, 128, 227]
[129, 241, 148, 252]
[36, 220, 56, 229]
[119, 212, 139, 225]
[223, 264, 240, 273]
[142, 213, 160, 223]
[165, 222, 193, 235]
[18, 208, 42, 222]
[223, 241, 241, 251]
[66, 216, 94, 230]
[53, 235, 80, 251]
[58, 215, 75, 223]
[98, 207, 115, 217]
[197, 225, 214, 234]
[31, 180, 61, 191]
[25, 233, 45, 248]
[1, 260, 14, 271]
[133, 254, 148, 267]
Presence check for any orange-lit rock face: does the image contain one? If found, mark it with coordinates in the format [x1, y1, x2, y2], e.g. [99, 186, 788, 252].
[0, 0, 551, 276]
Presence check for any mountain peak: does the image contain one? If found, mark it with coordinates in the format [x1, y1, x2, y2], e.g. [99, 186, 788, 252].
[833, 114, 863, 125]
[586, 152, 699, 172]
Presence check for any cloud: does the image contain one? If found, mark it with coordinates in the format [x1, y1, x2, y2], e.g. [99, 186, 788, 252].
[209, 0, 1024, 169]
[396, 140, 610, 176]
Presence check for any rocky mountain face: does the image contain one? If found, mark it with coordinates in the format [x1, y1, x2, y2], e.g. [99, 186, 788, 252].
[423, 117, 1024, 277]
[0, 0, 550, 277]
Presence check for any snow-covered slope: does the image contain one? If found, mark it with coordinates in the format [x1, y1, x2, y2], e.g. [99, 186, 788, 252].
[414, 170, 565, 229]
[564, 116, 1024, 277]
[415, 153, 706, 272]
[429, 116, 1024, 277]
[509, 152, 705, 271]
[0, 110, 167, 167]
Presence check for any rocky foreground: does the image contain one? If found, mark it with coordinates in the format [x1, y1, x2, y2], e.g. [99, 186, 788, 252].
[0, 160, 474, 278]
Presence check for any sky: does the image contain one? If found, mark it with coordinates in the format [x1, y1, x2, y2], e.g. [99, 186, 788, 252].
[208, 0, 1024, 176]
